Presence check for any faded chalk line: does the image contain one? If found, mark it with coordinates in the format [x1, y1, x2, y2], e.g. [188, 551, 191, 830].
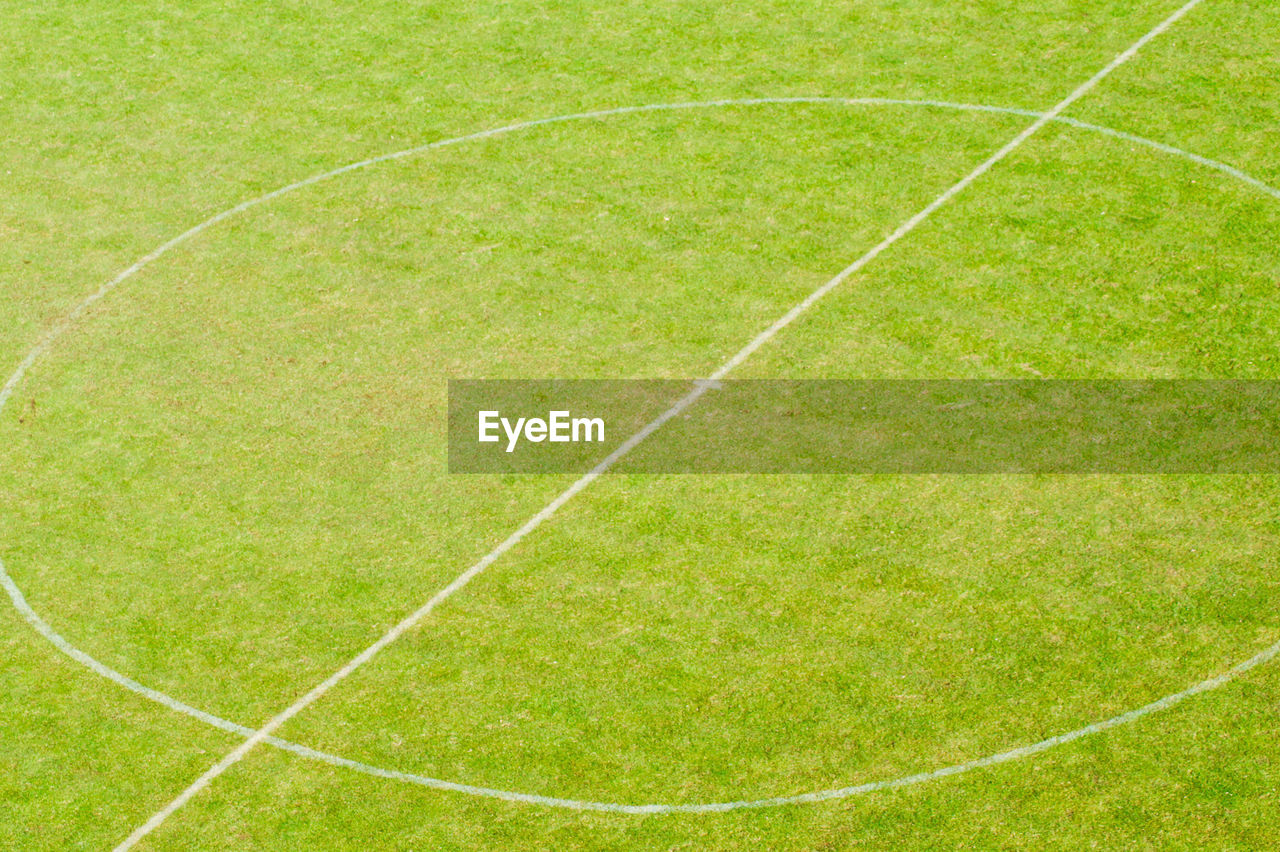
[2, 0, 1276, 837]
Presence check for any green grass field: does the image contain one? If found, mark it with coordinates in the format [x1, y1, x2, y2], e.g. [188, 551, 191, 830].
[3, 1, 1279, 848]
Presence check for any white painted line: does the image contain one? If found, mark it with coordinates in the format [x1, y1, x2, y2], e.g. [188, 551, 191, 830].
[7, 99, 1279, 820]
[267, 633, 1280, 813]
[107, 2, 1212, 845]
[7, 100, 1275, 825]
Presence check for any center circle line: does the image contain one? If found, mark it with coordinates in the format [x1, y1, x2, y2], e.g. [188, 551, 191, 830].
[2, 97, 1277, 813]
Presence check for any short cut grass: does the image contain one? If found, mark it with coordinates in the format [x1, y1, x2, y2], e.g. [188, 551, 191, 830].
[1, 0, 1278, 849]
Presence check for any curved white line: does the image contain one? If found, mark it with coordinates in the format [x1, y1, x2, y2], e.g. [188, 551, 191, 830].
[3, 95, 1278, 817]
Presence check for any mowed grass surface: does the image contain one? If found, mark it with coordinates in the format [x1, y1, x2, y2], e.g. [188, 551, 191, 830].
[1, 0, 1278, 849]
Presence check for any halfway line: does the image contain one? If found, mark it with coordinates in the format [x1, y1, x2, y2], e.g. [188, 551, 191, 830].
[113, 1, 1207, 847]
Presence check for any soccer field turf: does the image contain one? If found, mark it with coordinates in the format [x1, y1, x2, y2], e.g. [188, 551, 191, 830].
[2, 0, 1279, 848]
